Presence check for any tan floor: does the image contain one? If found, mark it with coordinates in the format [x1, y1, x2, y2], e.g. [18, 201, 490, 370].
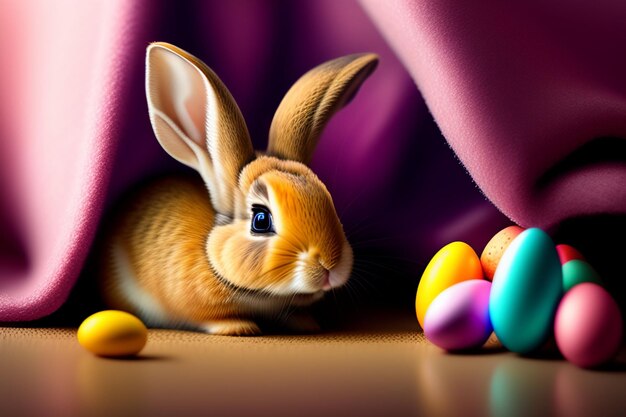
[2, 319, 626, 417]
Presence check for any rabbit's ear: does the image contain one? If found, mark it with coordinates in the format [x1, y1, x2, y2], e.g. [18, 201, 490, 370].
[267, 53, 378, 164]
[146, 42, 255, 216]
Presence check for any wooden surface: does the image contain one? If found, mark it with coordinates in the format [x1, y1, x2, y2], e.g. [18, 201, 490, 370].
[2, 318, 626, 417]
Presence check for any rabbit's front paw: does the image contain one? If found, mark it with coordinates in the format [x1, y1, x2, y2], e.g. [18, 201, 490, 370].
[201, 319, 262, 336]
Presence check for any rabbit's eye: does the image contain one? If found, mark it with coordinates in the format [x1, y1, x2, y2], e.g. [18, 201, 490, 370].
[251, 205, 274, 234]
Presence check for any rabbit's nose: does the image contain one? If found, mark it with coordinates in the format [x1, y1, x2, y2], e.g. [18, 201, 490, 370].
[321, 269, 331, 291]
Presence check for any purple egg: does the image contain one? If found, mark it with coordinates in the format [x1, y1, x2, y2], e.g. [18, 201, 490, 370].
[554, 283, 623, 368]
[424, 279, 493, 351]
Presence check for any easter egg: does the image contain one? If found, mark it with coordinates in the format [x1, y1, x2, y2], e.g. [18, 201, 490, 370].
[423, 280, 493, 351]
[416, 241, 483, 328]
[556, 244, 585, 265]
[562, 259, 602, 292]
[489, 228, 562, 354]
[480, 225, 525, 280]
[78, 310, 148, 357]
[554, 283, 623, 368]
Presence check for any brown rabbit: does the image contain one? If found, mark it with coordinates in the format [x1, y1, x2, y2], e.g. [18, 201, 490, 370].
[100, 42, 378, 335]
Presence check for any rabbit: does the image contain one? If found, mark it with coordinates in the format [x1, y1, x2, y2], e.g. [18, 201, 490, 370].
[99, 42, 378, 335]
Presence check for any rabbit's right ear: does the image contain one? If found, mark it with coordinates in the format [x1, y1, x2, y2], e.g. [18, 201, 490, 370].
[146, 42, 255, 216]
[267, 53, 378, 165]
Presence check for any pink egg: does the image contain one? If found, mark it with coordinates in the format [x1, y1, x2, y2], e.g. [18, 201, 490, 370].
[424, 280, 492, 351]
[554, 283, 623, 368]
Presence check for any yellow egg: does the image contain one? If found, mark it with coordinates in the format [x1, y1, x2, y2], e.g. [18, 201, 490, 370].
[77, 310, 148, 357]
[416, 242, 484, 328]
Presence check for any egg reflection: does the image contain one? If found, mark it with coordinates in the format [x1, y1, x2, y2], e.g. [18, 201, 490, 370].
[413, 337, 626, 417]
[489, 357, 559, 417]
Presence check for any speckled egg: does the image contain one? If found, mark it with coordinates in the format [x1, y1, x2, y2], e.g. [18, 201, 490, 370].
[562, 259, 602, 292]
[423, 280, 493, 351]
[489, 228, 562, 354]
[480, 226, 525, 280]
[78, 310, 148, 357]
[554, 283, 623, 368]
[556, 244, 585, 265]
[416, 241, 484, 328]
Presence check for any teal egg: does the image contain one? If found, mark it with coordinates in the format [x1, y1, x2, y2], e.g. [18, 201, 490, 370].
[562, 259, 602, 292]
[489, 228, 562, 353]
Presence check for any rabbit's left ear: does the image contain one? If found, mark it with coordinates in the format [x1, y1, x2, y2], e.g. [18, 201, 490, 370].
[267, 53, 378, 165]
[146, 42, 255, 216]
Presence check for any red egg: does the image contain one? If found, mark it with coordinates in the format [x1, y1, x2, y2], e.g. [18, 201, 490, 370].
[554, 283, 623, 368]
[555, 244, 585, 265]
